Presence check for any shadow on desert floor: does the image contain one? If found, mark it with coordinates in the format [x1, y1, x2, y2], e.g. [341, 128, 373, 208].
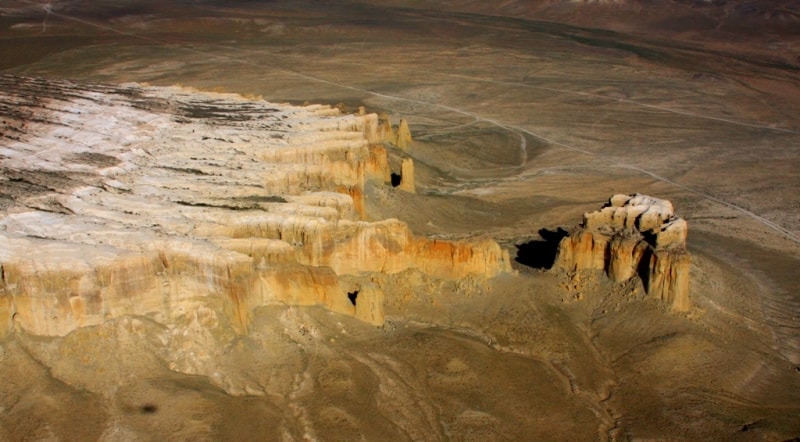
[515, 227, 569, 269]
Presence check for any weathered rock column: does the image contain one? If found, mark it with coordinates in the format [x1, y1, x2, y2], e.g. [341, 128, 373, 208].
[395, 119, 412, 151]
[398, 158, 416, 193]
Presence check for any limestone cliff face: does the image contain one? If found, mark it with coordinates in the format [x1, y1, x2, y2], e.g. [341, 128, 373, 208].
[0, 75, 510, 336]
[554, 194, 691, 310]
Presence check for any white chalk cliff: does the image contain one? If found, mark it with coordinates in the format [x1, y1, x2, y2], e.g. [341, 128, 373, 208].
[0, 75, 511, 336]
[554, 194, 691, 311]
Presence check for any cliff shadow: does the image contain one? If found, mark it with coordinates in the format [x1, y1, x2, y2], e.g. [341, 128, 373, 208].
[515, 228, 569, 270]
[636, 246, 653, 290]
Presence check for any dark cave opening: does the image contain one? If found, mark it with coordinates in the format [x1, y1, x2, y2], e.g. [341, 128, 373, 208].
[347, 290, 359, 306]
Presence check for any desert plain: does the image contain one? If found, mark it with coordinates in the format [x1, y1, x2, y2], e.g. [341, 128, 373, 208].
[1, 0, 800, 440]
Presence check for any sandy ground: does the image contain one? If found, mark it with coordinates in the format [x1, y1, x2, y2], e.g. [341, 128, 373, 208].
[1, 1, 799, 440]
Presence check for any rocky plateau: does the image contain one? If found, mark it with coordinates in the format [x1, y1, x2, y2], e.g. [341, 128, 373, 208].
[0, 74, 510, 337]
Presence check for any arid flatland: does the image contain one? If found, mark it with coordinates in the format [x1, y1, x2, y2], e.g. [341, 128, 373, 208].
[1, 1, 799, 440]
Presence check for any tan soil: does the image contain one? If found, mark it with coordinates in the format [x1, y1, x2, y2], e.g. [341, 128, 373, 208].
[1, 1, 799, 440]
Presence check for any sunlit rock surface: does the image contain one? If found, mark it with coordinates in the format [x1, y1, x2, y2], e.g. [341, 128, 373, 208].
[554, 193, 691, 310]
[0, 75, 511, 337]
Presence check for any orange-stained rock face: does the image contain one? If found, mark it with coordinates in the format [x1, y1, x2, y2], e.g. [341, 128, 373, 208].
[554, 194, 690, 311]
[0, 76, 510, 337]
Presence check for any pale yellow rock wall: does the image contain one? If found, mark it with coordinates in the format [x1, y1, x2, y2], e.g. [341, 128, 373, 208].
[398, 158, 416, 193]
[647, 249, 691, 312]
[354, 284, 385, 326]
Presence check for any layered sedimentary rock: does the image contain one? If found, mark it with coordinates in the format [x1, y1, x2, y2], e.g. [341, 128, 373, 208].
[554, 194, 690, 310]
[0, 75, 510, 337]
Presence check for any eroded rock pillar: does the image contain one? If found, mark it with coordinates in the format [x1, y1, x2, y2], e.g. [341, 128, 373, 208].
[398, 158, 416, 193]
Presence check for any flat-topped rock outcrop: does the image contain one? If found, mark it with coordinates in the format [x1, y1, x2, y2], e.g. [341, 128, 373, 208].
[554, 194, 691, 311]
[0, 75, 511, 336]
